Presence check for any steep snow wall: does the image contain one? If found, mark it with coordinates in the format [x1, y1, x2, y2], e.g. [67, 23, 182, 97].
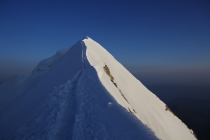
[83, 37, 196, 140]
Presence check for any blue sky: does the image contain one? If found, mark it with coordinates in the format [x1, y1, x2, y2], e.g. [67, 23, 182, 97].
[0, 0, 210, 85]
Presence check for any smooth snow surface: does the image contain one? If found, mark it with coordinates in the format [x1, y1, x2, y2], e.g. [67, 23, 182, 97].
[84, 37, 196, 140]
[0, 37, 196, 140]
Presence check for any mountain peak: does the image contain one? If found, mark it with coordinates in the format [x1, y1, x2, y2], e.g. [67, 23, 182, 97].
[0, 37, 197, 140]
[81, 36, 90, 40]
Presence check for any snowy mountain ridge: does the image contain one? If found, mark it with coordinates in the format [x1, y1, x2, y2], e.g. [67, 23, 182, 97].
[0, 37, 196, 140]
[0, 45, 71, 115]
[83, 37, 196, 140]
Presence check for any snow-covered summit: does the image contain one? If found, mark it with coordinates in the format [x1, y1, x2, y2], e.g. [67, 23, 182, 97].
[83, 36, 90, 40]
[0, 37, 196, 140]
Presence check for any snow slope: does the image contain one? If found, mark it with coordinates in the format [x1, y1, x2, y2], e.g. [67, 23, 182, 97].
[84, 37, 196, 140]
[0, 37, 196, 140]
[0, 46, 70, 115]
[0, 73, 29, 114]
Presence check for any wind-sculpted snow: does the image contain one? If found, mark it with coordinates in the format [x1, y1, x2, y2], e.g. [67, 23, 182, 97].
[0, 37, 196, 140]
[2, 71, 82, 140]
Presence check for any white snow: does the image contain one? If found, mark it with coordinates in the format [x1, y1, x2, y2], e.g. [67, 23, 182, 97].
[83, 37, 197, 140]
[0, 37, 196, 140]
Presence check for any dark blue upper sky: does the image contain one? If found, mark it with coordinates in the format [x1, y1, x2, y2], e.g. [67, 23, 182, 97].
[0, 0, 210, 85]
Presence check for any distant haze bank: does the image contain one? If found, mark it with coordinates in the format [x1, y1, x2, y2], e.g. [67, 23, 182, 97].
[146, 85, 210, 103]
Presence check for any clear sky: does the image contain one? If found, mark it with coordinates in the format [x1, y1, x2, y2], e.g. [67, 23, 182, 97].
[0, 0, 210, 85]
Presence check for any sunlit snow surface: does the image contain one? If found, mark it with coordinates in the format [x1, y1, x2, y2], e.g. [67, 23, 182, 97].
[0, 37, 196, 140]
